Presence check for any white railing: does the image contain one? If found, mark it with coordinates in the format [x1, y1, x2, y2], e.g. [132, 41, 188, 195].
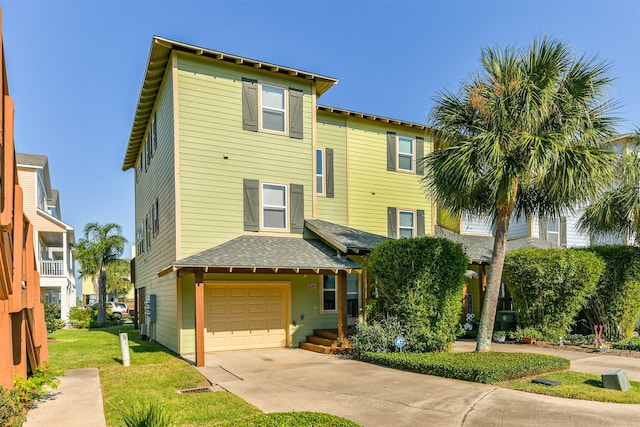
[40, 260, 65, 276]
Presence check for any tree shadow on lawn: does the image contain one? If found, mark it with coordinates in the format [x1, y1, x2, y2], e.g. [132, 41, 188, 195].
[96, 325, 179, 356]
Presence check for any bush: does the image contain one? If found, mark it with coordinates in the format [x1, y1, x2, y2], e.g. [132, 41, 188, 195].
[577, 246, 640, 341]
[0, 364, 59, 427]
[503, 248, 604, 340]
[563, 334, 595, 346]
[508, 327, 544, 342]
[364, 237, 467, 353]
[69, 307, 92, 329]
[44, 302, 66, 333]
[352, 316, 404, 356]
[359, 351, 569, 383]
[611, 336, 640, 351]
[119, 403, 175, 427]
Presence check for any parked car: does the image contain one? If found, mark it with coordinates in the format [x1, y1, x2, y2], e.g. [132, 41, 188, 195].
[90, 301, 130, 319]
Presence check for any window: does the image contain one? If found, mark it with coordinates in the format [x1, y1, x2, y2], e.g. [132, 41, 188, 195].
[398, 210, 415, 238]
[260, 84, 286, 133]
[322, 275, 336, 312]
[315, 148, 325, 195]
[152, 199, 159, 237]
[397, 136, 414, 172]
[547, 217, 559, 244]
[145, 212, 152, 250]
[261, 183, 287, 230]
[136, 222, 145, 256]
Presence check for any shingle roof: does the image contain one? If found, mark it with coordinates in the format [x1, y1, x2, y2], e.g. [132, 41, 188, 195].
[16, 153, 47, 167]
[305, 219, 389, 253]
[434, 226, 562, 264]
[162, 235, 361, 276]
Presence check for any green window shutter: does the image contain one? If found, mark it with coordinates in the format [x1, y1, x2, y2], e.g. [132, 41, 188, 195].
[539, 218, 547, 241]
[416, 137, 424, 175]
[560, 216, 567, 246]
[243, 179, 259, 231]
[326, 148, 334, 199]
[387, 132, 396, 171]
[290, 184, 304, 233]
[242, 78, 258, 132]
[289, 89, 304, 139]
[417, 209, 425, 237]
[387, 207, 397, 238]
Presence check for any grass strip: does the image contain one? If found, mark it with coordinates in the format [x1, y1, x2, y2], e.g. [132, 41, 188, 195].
[216, 412, 361, 426]
[500, 371, 640, 404]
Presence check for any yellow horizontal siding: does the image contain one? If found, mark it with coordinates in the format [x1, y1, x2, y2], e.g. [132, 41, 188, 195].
[346, 119, 433, 236]
[315, 112, 347, 224]
[176, 53, 314, 257]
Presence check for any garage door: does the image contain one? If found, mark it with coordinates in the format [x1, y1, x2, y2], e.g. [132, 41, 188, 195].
[204, 281, 289, 351]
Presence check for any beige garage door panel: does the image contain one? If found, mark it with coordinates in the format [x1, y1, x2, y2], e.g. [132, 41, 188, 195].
[204, 282, 289, 351]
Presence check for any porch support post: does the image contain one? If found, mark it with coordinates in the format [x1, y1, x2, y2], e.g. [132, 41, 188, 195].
[195, 269, 205, 367]
[337, 270, 348, 341]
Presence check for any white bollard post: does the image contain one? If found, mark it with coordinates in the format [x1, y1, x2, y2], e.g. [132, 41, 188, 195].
[119, 332, 131, 367]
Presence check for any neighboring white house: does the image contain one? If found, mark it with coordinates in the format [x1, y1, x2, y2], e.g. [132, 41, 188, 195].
[17, 153, 76, 321]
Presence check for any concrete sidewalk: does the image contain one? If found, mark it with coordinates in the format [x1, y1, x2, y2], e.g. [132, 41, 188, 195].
[198, 347, 640, 427]
[24, 368, 106, 427]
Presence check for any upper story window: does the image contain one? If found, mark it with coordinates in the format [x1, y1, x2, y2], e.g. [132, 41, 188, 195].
[315, 148, 325, 195]
[260, 84, 286, 133]
[397, 136, 415, 172]
[242, 79, 303, 139]
[398, 210, 416, 238]
[262, 183, 288, 230]
[387, 132, 424, 174]
[37, 174, 47, 211]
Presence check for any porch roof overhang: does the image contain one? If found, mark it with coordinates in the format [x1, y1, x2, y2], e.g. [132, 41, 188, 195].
[158, 234, 361, 277]
[434, 225, 562, 264]
[305, 219, 389, 254]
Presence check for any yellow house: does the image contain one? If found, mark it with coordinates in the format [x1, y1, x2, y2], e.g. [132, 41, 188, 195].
[122, 37, 435, 366]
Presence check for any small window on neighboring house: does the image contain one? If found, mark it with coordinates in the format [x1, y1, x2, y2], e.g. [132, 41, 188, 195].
[322, 275, 336, 312]
[261, 183, 288, 230]
[152, 113, 158, 152]
[145, 212, 151, 250]
[136, 222, 145, 256]
[152, 199, 159, 237]
[547, 217, 560, 245]
[397, 136, 414, 172]
[398, 210, 415, 238]
[316, 148, 325, 195]
[260, 84, 286, 133]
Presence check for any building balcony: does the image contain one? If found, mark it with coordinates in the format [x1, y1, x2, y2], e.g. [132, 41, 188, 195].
[40, 260, 65, 276]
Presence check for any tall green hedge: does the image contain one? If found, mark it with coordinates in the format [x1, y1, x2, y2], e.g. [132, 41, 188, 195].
[503, 248, 604, 340]
[365, 237, 467, 352]
[577, 246, 640, 340]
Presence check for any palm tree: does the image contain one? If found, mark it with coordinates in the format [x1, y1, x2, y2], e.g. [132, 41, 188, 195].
[579, 131, 640, 243]
[75, 223, 127, 324]
[424, 36, 619, 351]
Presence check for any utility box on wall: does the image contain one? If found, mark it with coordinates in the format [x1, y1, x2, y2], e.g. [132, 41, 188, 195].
[149, 294, 156, 322]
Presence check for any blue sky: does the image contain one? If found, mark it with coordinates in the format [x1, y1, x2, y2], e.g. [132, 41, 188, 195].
[2, 0, 639, 258]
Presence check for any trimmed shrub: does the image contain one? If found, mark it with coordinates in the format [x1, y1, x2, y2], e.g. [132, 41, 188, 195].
[611, 336, 640, 351]
[352, 315, 403, 356]
[359, 351, 569, 383]
[577, 245, 640, 341]
[44, 302, 66, 333]
[69, 307, 91, 329]
[363, 237, 467, 353]
[503, 248, 604, 340]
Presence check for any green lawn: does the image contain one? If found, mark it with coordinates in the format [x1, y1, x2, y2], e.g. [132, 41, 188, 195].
[48, 326, 261, 426]
[500, 371, 640, 404]
[48, 326, 360, 426]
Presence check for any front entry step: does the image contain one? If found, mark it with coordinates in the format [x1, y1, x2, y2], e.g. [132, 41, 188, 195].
[299, 329, 352, 355]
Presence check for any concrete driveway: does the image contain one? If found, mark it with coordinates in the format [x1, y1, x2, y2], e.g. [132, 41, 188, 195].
[197, 348, 640, 427]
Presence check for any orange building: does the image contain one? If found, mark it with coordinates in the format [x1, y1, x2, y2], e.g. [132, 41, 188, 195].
[0, 8, 49, 390]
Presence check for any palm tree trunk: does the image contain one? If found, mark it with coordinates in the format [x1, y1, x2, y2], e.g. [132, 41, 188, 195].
[476, 209, 512, 351]
[98, 268, 107, 325]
